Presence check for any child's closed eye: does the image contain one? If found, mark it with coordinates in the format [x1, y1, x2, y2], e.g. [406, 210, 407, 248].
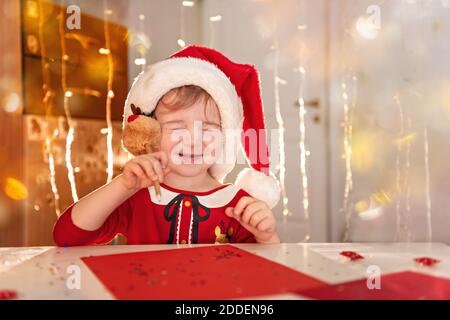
[202, 122, 221, 131]
[166, 127, 186, 132]
[162, 121, 187, 131]
[202, 127, 220, 133]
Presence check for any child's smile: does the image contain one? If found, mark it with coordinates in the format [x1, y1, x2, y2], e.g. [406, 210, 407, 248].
[176, 150, 203, 163]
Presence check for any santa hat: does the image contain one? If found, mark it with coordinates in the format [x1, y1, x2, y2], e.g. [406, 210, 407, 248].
[123, 45, 280, 208]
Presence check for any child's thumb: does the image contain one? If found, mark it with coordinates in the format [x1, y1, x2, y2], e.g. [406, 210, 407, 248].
[225, 207, 234, 217]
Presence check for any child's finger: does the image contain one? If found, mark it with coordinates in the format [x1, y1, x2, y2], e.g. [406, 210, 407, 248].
[247, 210, 267, 228]
[134, 158, 157, 181]
[256, 217, 272, 232]
[225, 207, 234, 217]
[133, 162, 156, 187]
[241, 202, 267, 224]
[149, 157, 164, 182]
[128, 162, 146, 178]
[233, 196, 257, 217]
[163, 166, 171, 175]
[151, 151, 169, 169]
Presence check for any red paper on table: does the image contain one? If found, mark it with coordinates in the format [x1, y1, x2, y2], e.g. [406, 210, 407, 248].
[297, 271, 450, 300]
[81, 244, 326, 300]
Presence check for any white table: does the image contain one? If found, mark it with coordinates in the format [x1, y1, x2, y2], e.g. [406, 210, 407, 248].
[1, 243, 449, 299]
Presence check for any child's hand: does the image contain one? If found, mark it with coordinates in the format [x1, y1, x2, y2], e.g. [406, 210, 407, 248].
[225, 196, 280, 244]
[120, 151, 170, 190]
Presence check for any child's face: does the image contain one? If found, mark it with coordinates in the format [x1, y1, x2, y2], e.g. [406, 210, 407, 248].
[155, 97, 222, 178]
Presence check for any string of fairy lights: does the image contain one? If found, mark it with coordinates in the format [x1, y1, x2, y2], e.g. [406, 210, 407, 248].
[134, 14, 147, 71]
[418, 0, 432, 242]
[38, 0, 61, 216]
[59, 4, 78, 203]
[393, 94, 414, 241]
[424, 126, 432, 241]
[297, 64, 310, 241]
[341, 75, 357, 242]
[402, 107, 413, 242]
[208, 14, 222, 48]
[103, 0, 115, 184]
[272, 42, 290, 218]
[296, 1, 310, 241]
[394, 94, 405, 241]
[177, 1, 190, 48]
[393, 2, 414, 242]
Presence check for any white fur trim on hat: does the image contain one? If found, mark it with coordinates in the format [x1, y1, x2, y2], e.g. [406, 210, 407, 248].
[123, 57, 244, 181]
[235, 168, 281, 208]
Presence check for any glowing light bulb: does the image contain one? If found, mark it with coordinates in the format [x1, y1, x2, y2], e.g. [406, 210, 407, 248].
[134, 58, 146, 66]
[3, 93, 20, 113]
[209, 15, 222, 22]
[177, 39, 186, 47]
[99, 48, 111, 55]
[356, 16, 380, 40]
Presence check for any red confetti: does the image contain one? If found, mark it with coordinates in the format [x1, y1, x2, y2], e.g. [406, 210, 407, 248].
[340, 251, 364, 261]
[0, 290, 17, 300]
[414, 257, 440, 267]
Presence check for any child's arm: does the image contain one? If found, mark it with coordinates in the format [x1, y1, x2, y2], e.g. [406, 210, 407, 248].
[69, 174, 137, 231]
[52, 176, 134, 247]
[53, 152, 169, 246]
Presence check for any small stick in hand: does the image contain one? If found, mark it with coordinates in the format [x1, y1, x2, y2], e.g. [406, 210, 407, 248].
[145, 143, 161, 201]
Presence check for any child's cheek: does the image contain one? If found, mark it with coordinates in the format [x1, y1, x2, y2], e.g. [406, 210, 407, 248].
[202, 131, 223, 156]
[160, 133, 179, 159]
[202, 138, 219, 165]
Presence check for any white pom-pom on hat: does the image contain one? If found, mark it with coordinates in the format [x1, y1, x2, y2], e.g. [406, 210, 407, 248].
[235, 168, 280, 209]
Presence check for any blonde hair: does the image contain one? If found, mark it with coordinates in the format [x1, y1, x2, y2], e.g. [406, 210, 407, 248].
[153, 85, 220, 125]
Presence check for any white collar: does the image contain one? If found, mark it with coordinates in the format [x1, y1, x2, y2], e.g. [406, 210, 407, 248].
[148, 184, 240, 208]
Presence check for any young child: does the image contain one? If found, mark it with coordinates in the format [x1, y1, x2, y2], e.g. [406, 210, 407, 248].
[53, 45, 281, 246]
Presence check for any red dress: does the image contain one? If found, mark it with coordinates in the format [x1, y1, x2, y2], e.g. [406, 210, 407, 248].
[53, 183, 256, 246]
